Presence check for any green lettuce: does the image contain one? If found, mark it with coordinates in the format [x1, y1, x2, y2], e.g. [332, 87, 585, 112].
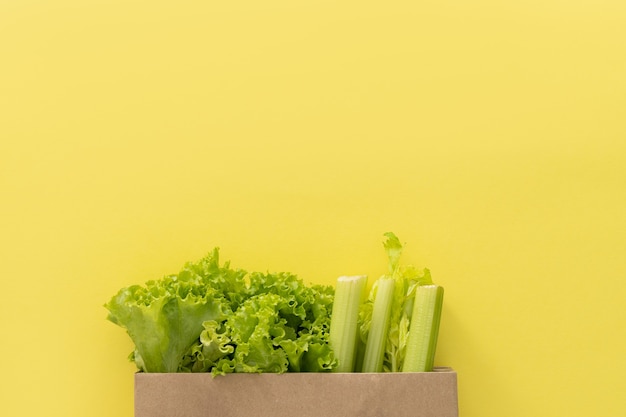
[182, 272, 336, 375]
[105, 249, 238, 372]
[105, 248, 336, 374]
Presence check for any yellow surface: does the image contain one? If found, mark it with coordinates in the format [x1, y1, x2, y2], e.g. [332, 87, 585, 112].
[1, 1, 625, 416]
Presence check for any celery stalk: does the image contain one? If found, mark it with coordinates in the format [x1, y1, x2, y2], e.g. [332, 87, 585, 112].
[361, 277, 395, 372]
[402, 285, 444, 372]
[329, 275, 368, 372]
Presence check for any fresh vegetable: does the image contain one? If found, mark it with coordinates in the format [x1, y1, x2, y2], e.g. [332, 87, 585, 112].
[104, 249, 235, 373]
[360, 277, 395, 372]
[105, 248, 336, 374]
[329, 275, 368, 372]
[182, 272, 336, 375]
[358, 232, 437, 372]
[106, 233, 445, 374]
[402, 285, 444, 372]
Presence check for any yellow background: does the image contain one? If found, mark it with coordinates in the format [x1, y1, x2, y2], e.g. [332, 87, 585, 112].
[1, 1, 625, 416]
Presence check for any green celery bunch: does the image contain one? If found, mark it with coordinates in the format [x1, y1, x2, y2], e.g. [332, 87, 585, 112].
[359, 233, 435, 372]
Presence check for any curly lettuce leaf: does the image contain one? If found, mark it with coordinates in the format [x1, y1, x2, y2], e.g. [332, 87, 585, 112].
[105, 249, 237, 372]
[106, 249, 336, 374]
[176, 247, 249, 309]
[180, 320, 234, 372]
[231, 293, 290, 373]
[188, 274, 336, 375]
[247, 272, 336, 372]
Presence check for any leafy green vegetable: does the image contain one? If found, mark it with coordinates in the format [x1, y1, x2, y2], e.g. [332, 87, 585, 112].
[183, 273, 337, 375]
[106, 248, 336, 374]
[359, 233, 434, 372]
[105, 248, 235, 373]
